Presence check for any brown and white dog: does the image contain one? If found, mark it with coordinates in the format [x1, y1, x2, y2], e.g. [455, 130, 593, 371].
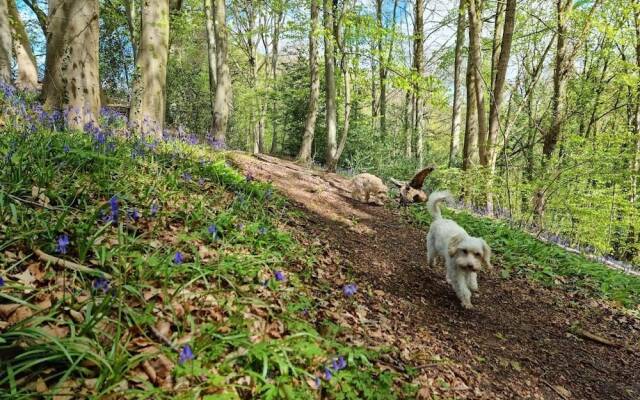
[350, 173, 388, 206]
[390, 165, 436, 205]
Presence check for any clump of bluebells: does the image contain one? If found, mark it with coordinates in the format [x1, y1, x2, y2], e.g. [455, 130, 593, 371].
[173, 252, 184, 265]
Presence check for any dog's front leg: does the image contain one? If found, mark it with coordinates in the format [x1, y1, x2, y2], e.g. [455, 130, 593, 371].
[467, 272, 478, 292]
[453, 270, 473, 309]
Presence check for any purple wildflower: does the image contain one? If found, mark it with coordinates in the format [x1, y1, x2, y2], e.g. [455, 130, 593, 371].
[343, 284, 358, 297]
[324, 367, 333, 381]
[173, 252, 184, 265]
[109, 195, 119, 223]
[178, 345, 195, 365]
[314, 376, 321, 389]
[0, 277, 4, 287]
[56, 234, 70, 254]
[150, 202, 159, 216]
[275, 271, 285, 281]
[92, 278, 110, 293]
[128, 208, 140, 222]
[335, 356, 347, 370]
[208, 224, 218, 239]
[63, 144, 70, 153]
[181, 172, 192, 181]
[198, 178, 205, 186]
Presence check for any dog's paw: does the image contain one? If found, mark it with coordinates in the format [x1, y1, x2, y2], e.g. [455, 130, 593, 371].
[461, 301, 473, 310]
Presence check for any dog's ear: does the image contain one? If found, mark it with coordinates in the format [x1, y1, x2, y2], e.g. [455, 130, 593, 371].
[481, 239, 492, 269]
[408, 165, 436, 189]
[389, 178, 405, 188]
[448, 234, 464, 257]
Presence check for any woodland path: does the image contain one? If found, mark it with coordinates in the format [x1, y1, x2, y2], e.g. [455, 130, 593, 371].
[231, 153, 640, 400]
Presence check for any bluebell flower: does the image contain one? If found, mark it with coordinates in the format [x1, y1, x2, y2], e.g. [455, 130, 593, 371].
[109, 195, 119, 223]
[56, 234, 70, 254]
[178, 345, 195, 364]
[343, 284, 357, 297]
[324, 367, 333, 381]
[150, 202, 159, 217]
[335, 356, 347, 370]
[275, 271, 285, 281]
[314, 376, 321, 389]
[0, 277, 5, 287]
[63, 144, 70, 153]
[128, 208, 140, 222]
[92, 277, 110, 293]
[198, 178, 205, 186]
[181, 172, 192, 181]
[208, 224, 218, 239]
[173, 252, 184, 265]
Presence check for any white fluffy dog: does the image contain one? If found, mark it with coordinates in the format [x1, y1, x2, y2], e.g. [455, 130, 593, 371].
[350, 173, 388, 206]
[426, 191, 492, 309]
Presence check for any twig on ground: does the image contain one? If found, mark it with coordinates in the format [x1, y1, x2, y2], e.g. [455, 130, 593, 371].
[7, 193, 66, 211]
[570, 327, 619, 347]
[33, 248, 112, 279]
[541, 380, 570, 400]
[150, 326, 178, 351]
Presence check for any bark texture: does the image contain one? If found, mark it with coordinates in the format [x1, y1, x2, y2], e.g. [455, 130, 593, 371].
[0, 0, 12, 83]
[323, 0, 338, 169]
[210, 0, 231, 142]
[297, 0, 320, 163]
[449, 0, 466, 167]
[129, 0, 171, 135]
[42, 0, 101, 129]
[8, 0, 38, 90]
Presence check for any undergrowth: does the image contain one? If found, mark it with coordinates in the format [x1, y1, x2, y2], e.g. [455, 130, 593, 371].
[408, 206, 640, 309]
[0, 89, 412, 399]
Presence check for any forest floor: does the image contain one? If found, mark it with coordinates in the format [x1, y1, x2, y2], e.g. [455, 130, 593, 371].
[231, 153, 640, 400]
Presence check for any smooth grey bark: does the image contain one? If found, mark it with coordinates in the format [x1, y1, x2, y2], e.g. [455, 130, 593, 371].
[43, 0, 101, 129]
[468, 0, 487, 165]
[204, 0, 216, 112]
[323, 0, 338, 170]
[0, 0, 12, 83]
[8, 0, 38, 90]
[129, 0, 170, 135]
[210, 0, 231, 142]
[449, 0, 466, 167]
[413, 0, 424, 167]
[297, 0, 320, 163]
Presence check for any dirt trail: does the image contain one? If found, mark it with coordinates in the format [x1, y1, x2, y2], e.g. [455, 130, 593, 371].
[231, 153, 640, 399]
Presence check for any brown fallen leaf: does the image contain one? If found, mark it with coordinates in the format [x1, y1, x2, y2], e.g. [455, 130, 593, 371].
[8, 306, 33, 325]
[0, 303, 21, 318]
[155, 320, 172, 338]
[42, 324, 70, 338]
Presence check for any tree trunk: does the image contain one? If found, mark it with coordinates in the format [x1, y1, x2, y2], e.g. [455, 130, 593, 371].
[404, 90, 412, 157]
[487, 0, 516, 167]
[324, 0, 338, 170]
[449, 0, 466, 167]
[269, 7, 284, 155]
[124, 0, 138, 61]
[380, 0, 398, 136]
[544, 0, 571, 158]
[633, 2, 640, 203]
[297, 0, 320, 163]
[129, 0, 170, 136]
[463, 58, 479, 170]
[372, 0, 382, 131]
[413, 0, 424, 167]
[43, 0, 100, 130]
[0, 0, 12, 83]
[210, 0, 231, 143]
[204, 0, 216, 113]
[468, 0, 488, 165]
[22, 0, 47, 37]
[7, 0, 38, 90]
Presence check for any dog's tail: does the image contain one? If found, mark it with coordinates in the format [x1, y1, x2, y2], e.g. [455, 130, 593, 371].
[427, 190, 453, 220]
